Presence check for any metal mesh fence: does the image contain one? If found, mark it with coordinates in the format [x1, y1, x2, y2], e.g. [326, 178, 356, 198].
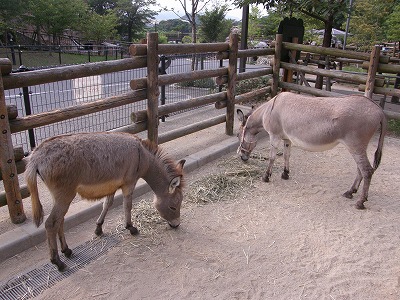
[4, 52, 228, 153]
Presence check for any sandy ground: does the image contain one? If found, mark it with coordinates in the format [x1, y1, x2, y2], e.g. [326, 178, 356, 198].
[0, 132, 399, 300]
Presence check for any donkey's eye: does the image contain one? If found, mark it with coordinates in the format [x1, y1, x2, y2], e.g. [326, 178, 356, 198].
[169, 206, 176, 211]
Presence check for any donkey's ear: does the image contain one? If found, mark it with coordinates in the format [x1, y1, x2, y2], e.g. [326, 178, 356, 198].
[237, 109, 245, 124]
[169, 176, 181, 194]
[176, 159, 185, 172]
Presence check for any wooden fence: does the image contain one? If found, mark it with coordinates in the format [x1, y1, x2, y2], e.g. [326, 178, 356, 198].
[0, 32, 399, 224]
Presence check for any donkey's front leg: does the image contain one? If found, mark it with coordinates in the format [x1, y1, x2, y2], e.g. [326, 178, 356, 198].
[122, 188, 139, 235]
[281, 139, 291, 180]
[263, 138, 280, 182]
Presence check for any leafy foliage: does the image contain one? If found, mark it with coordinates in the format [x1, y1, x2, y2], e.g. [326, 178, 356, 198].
[198, 6, 231, 42]
[80, 12, 119, 43]
[385, 3, 400, 41]
[157, 19, 191, 33]
[347, 0, 396, 49]
[177, 78, 216, 89]
[114, 0, 157, 42]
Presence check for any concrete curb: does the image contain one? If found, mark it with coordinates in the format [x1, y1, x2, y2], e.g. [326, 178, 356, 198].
[0, 136, 239, 263]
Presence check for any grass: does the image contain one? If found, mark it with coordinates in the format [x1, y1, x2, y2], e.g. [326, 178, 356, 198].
[388, 119, 400, 137]
[1, 50, 116, 69]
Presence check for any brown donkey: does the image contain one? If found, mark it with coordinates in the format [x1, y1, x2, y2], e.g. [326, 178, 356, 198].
[237, 92, 387, 209]
[25, 132, 185, 271]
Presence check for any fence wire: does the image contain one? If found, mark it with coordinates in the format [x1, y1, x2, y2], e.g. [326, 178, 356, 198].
[3, 52, 228, 153]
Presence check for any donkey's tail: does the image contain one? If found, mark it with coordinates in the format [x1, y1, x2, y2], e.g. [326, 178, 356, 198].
[25, 159, 44, 227]
[373, 113, 387, 170]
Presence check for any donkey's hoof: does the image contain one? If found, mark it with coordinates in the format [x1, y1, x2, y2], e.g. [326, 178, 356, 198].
[127, 225, 139, 235]
[51, 258, 67, 272]
[94, 225, 103, 236]
[281, 172, 289, 180]
[355, 201, 366, 210]
[343, 191, 353, 199]
[262, 175, 270, 182]
[62, 248, 72, 258]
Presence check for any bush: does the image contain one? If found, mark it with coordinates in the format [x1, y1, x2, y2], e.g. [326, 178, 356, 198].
[233, 75, 272, 106]
[388, 119, 400, 137]
[177, 78, 216, 89]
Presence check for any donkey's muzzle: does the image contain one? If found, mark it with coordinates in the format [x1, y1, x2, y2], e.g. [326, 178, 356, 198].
[240, 154, 249, 162]
[168, 218, 180, 228]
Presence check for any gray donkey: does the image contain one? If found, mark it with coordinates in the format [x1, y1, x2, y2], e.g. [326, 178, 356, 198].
[237, 92, 387, 209]
[25, 132, 185, 271]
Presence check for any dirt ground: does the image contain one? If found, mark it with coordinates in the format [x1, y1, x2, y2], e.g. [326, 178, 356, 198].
[1, 132, 399, 300]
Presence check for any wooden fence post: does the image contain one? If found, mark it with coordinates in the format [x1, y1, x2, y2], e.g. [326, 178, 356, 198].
[146, 32, 159, 144]
[0, 72, 26, 224]
[226, 33, 238, 136]
[272, 34, 282, 97]
[364, 45, 380, 99]
[282, 37, 298, 91]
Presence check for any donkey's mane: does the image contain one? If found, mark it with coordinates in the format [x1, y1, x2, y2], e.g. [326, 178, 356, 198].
[140, 139, 184, 183]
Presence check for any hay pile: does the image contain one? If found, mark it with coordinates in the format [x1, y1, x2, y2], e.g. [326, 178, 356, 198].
[185, 154, 267, 204]
[128, 151, 269, 235]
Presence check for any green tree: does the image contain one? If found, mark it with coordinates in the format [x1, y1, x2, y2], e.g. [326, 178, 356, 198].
[157, 19, 191, 33]
[80, 11, 119, 44]
[348, 0, 395, 49]
[87, 0, 117, 15]
[234, 0, 347, 48]
[248, 5, 265, 40]
[171, 0, 213, 44]
[260, 10, 285, 39]
[385, 3, 400, 41]
[27, 0, 88, 45]
[114, 0, 157, 42]
[198, 5, 230, 42]
[0, 0, 26, 44]
[235, 0, 347, 89]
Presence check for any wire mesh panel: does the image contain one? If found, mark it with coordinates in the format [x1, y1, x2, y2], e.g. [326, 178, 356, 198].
[161, 53, 221, 116]
[5, 67, 147, 153]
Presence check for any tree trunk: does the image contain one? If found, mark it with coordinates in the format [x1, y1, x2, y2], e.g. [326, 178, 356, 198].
[315, 15, 333, 89]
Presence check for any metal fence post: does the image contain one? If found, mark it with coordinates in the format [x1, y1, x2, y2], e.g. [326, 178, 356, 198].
[160, 55, 166, 122]
[10, 45, 16, 65]
[16, 66, 36, 149]
[18, 45, 23, 66]
[58, 45, 62, 65]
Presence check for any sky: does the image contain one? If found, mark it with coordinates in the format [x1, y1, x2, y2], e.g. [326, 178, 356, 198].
[153, 1, 248, 21]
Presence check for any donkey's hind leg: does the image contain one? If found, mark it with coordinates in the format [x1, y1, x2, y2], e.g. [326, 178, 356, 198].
[95, 194, 115, 236]
[45, 200, 73, 271]
[122, 186, 139, 235]
[58, 218, 72, 258]
[348, 153, 374, 209]
[281, 139, 291, 180]
[343, 168, 362, 199]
